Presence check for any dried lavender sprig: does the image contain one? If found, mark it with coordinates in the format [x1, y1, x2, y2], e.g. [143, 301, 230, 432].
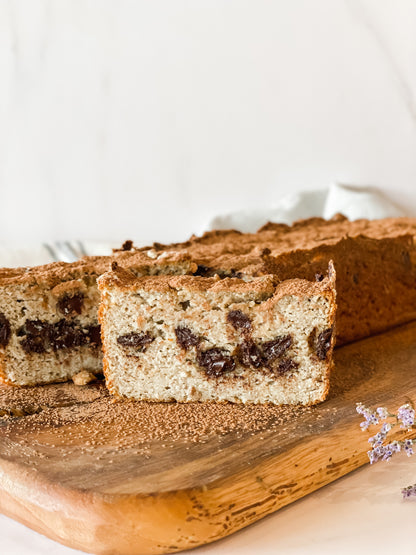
[397, 404, 415, 429]
[368, 441, 401, 464]
[368, 422, 391, 447]
[376, 407, 389, 419]
[356, 403, 383, 430]
[358, 401, 416, 498]
[402, 484, 416, 498]
[403, 438, 415, 457]
[357, 402, 416, 432]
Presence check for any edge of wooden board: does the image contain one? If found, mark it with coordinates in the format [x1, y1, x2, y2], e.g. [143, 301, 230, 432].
[0, 424, 371, 555]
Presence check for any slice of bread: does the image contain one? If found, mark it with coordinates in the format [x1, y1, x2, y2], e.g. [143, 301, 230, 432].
[0, 253, 196, 385]
[97, 263, 336, 405]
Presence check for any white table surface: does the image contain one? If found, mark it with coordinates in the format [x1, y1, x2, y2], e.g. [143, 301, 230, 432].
[2, 453, 415, 554]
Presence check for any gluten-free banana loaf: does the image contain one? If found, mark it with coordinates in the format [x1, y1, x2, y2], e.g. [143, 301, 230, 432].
[98, 263, 336, 405]
[0, 215, 415, 390]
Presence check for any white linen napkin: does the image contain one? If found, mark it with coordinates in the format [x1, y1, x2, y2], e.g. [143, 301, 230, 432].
[203, 183, 406, 233]
[0, 184, 406, 267]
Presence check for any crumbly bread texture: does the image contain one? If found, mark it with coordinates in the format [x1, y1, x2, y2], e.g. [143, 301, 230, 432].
[1, 214, 415, 390]
[0, 252, 196, 385]
[98, 265, 336, 405]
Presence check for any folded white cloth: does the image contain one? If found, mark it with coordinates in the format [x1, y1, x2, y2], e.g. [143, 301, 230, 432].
[0, 184, 407, 268]
[204, 183, 406, 233]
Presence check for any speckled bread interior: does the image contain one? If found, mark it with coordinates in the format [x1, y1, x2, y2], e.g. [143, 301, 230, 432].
[98, 265, 336, 405]
[0, 253, 196, 385]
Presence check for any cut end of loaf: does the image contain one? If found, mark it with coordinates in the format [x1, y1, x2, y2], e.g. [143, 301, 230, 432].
[98, 264, 336, 405]
[0, 249, 197, 386]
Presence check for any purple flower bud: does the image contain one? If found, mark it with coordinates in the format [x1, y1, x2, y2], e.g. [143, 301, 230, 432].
[377, 407, 389, 419]
[402, 484, 416, 498]
[403, 439, 414, 457]
[383, 441, 401, 461]
[357, 403, 379, 430]
[368, 441, 401, 464]
[368, 423, 391, 447]
[397, 404, 415, 429]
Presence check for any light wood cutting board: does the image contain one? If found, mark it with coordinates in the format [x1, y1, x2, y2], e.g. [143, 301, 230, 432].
[1, 322, 416, 555]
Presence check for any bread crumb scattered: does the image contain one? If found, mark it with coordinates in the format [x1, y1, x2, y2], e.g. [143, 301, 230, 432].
[72, 370, 97, 386]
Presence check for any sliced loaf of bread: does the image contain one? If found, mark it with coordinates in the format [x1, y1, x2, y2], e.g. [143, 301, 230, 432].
[97, 263, 336, 405]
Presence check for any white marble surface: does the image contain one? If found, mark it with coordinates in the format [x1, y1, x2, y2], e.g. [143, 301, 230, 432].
[2, 455, 416, 555]
[1, 1, 416, 247]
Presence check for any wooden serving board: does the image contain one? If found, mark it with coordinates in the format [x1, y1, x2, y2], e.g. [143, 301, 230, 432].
[1, 322, 416, 555]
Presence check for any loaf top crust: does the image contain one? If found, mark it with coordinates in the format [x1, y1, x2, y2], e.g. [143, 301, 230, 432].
[116, 214, 416, 279]
[1, 215, 415, 288]
[98, 260, 336, 304]
[0, 250, 196, 288]
[136, 214, 416, 257]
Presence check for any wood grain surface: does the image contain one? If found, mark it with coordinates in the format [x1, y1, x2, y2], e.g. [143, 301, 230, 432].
[1, 322, 416, 555]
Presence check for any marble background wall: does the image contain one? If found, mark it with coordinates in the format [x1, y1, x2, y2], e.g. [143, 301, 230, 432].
[1, 0, 416, 246]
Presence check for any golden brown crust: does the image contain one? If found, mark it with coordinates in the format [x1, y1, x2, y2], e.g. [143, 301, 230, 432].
[98, 262, 336, 300]
[130, 215, 416, 259]
[2, 216, 415, 289]
[111, 216, 416, 281]
[0, 357, 11, 386]
[0, 258, 105, 288]
[0, 250, 196, 288]
[98, 301, 114, 396]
